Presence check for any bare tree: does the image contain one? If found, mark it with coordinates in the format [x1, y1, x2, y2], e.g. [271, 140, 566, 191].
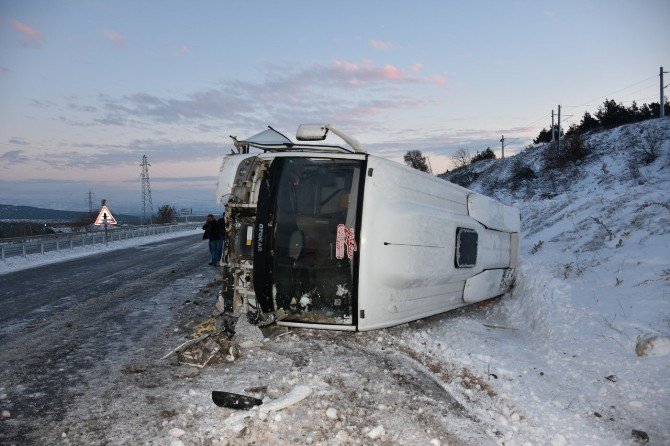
[403, 150, 430, 172]
[634, 128, 663, 164]
[451, 148, 471, 168]
[155, 204, 177, 224]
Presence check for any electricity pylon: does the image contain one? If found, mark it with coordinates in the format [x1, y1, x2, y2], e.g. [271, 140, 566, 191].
[140, 155, 154, 225]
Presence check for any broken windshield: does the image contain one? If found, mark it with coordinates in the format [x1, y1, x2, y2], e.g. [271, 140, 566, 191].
[270, 157, 363, 325]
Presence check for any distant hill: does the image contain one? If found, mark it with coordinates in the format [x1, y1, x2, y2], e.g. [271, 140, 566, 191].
[0, 204, 141, 224]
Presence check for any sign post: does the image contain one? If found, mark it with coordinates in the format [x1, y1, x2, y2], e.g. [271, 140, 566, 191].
[103, 214, 108, 246]
[94, 202, 118, 246]
[179, 207, 193, 223]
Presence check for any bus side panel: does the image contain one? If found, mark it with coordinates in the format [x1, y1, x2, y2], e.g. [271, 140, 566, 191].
[357, 157, 475, 331]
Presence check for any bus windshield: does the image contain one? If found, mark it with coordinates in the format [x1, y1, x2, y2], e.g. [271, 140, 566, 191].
[271, 157, 363, 325]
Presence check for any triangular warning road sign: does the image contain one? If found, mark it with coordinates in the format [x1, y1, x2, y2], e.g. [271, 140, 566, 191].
[94, 205, 118, 225]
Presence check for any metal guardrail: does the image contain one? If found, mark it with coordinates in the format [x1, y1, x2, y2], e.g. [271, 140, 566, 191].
[0, 223, 201, 261]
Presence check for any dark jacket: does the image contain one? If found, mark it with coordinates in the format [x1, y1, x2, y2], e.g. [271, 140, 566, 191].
[202, 221, 221, 240]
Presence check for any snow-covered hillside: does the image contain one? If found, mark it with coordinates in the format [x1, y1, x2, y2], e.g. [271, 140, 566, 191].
[433, 118, 670, 444]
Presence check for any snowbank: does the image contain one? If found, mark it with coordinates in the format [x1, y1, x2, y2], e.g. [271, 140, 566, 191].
[0, 228, 201, 275]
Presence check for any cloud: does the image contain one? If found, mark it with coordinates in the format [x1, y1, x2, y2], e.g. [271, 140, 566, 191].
[42, 139, 228, 169]
[96, 89, 260, 127]
[69, 103, 98, 113]
[58, 58, 457, 150]
[327, 60, 411, 85]
[410, 63, 424, 73]
[262, 59, 431, 92]
[176, 44, 190, 57]
[433, 74, 448, 85]
[9, 137, 28, 145]
[30, 99, 57, 109]
[64, 59, 438, 134]
[0, 67, 9, 75]
[9, 19, 44, 47]
[370, 39, 394, 51]
[102, 27, 126, 48]
[1, 150, 31, 164]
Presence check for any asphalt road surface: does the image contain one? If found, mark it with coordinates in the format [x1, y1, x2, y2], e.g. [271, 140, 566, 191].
[0, 234, 212, 444]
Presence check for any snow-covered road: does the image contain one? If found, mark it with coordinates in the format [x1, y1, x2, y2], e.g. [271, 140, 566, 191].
[0, 234, 213, 444]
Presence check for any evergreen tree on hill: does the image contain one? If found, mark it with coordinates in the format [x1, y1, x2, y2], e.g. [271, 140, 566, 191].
[533, 98, 669, 144]
[595, 99, 630, 127]
[471, 147, 496, 164]
[533, 125, 561, 144]
[579, 111, 599, 132]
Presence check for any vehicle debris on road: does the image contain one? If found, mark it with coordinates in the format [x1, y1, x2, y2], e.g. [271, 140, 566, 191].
[218, 385, 313, 437]
[211, 391, 263, 410]
[161, 308, 264, 369]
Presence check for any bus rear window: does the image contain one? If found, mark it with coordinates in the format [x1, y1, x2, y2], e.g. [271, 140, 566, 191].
[455, 227, 478, 268]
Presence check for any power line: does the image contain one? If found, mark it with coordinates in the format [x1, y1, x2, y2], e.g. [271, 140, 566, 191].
[565, 75, 657, 109]
[662, 66, 668, 118]
[487, 70, 665, 159]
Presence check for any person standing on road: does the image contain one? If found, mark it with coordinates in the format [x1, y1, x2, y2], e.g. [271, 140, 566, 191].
[202, 214, 222, 266]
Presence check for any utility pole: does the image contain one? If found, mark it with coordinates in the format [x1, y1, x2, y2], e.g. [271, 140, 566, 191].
[500, 135, 505, 159]
[426, 156, 433, 174]
[557, 105, 562, 155]
[551, 110, 555, 142]
[140, 155, 154, 226]
[661, 66, 668, 118]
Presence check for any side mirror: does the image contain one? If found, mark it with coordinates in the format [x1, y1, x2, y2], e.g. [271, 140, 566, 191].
[296, 124, 329, 141]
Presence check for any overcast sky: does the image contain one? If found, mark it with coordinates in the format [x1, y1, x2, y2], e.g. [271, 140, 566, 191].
[1, 0, 668, 213]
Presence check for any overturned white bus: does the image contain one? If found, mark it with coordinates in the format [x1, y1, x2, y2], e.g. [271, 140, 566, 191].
[216, 124, 519, 331]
